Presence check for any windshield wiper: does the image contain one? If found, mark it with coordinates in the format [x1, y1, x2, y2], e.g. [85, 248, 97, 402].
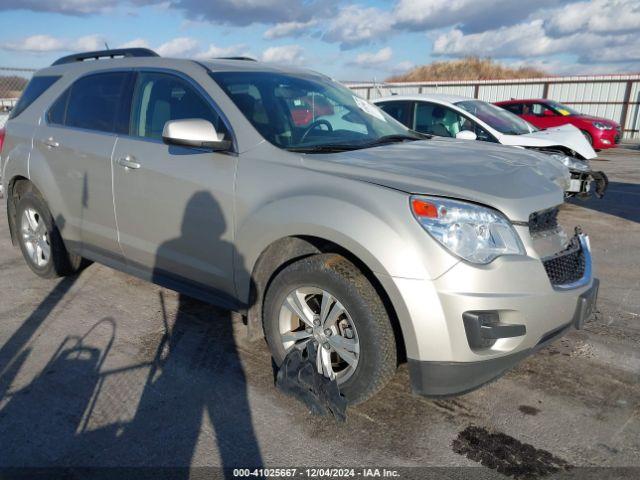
[286, 133, 426, 153]
[364, 134, 424, 146]
[286, 144, 365, 153]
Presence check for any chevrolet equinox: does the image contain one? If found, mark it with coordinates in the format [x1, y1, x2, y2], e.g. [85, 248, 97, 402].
[1, 49, 599, 403]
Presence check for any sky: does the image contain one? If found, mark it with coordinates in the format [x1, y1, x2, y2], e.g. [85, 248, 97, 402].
[0, 0, 639, 80]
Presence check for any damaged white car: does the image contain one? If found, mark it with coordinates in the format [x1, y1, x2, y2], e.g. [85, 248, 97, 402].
[374, 93, 608, 198]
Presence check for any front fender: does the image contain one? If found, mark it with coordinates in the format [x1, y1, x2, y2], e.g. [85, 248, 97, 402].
[234, 192, 458, 302]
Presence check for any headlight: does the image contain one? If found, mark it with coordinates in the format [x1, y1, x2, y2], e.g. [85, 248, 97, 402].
[546, 152, 591, 173]
[410, 196, 526, 264]
[592, 121, 612, 130]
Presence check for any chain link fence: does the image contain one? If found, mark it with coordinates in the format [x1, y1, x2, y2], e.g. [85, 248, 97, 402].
[0, 67, 36, 127]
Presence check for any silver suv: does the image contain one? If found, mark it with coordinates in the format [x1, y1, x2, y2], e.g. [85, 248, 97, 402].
[1, 49, 598, 403]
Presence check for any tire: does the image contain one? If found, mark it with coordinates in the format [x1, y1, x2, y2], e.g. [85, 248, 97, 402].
[263, 254, 397, 404]
[581, 130, 593, 146]
[15, 190, 85, 278]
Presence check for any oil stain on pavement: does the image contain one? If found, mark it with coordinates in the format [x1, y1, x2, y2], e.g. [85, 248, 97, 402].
[452, 426, 572, 479]
[518, 405, 540, 416]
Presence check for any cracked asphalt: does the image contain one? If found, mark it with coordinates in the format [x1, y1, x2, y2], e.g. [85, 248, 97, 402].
[0, 145, 638, 478]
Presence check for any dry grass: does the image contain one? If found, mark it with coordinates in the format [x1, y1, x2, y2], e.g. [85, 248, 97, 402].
[386, 57, 548, 82]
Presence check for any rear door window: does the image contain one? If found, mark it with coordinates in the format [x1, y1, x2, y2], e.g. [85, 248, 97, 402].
[64, 72, 131, 133]
[9, 75, 60, 119]
[47, 89, 70, 125]
[501, 103, 523, 115]
[377, 101, 412, 127]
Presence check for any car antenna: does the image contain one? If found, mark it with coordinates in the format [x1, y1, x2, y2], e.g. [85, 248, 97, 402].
[104, 42, 110, 50]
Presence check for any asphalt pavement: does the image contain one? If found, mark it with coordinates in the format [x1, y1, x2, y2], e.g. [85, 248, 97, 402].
[0, 145, 639, 479]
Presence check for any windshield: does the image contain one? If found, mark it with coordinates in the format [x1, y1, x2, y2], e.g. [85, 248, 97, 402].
[546, 100, 582, 116]
[455, 100, 536, 135]
[210, 71, 420, 152]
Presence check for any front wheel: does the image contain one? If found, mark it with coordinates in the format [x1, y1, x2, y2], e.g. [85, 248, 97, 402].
[263, 254, 397, 404]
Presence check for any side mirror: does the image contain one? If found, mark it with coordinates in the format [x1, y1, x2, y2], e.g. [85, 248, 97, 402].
[162, 119, 231, 151]
[456, 130, 477, 141]
[543, 109, 556, 117]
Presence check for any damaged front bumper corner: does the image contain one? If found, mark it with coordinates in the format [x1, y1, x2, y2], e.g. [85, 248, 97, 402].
[567, 170, 608, 199]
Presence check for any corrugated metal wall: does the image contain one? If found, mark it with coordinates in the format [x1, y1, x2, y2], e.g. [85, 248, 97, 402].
[347, 74, 640, 140]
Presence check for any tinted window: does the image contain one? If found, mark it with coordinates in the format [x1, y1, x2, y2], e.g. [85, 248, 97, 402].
[65, 72, 130, 133]
[9, 75, 60, 119]
[501, 103, 523, 115]
[378, 101, 412, 127]
[130, 72, 227, 141]
[47, 88, 69, 125]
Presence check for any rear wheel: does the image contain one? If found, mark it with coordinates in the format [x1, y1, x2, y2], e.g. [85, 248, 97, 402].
[16, 190, 85, 278]
[263, 254, 397, 404]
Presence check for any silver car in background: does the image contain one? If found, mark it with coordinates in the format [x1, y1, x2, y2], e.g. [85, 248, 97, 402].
[374, 93, 608, 198]
[1, 49, 598, 403]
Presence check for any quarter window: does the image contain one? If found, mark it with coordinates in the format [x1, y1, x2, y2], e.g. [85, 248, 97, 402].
[63, 72, 130, 133]
[9, 75, 60, 120]
[130, 72, 227, 141]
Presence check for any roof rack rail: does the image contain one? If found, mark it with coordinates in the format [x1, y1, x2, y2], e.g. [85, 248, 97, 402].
[215, 56, 257, 62]
[51, 48, 159, 66]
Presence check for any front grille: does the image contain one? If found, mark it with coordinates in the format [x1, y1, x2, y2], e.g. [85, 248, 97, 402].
[542, 236, 586, 286]
[529, 207, 559, 235]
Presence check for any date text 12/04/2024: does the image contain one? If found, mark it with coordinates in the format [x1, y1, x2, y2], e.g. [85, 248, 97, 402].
[232, 468, 401, 478]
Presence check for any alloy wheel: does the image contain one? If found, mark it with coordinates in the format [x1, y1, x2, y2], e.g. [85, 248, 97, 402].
[278, 286, 360, 383]
[20, 207, 51, 268]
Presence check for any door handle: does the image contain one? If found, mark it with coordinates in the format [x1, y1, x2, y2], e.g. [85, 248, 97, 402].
[44, 137, 59, 149]
[117, 155, 141, 170]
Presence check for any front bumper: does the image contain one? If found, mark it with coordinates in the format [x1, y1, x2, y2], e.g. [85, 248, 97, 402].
[592, 128, 620, 149]
[409, 279, 599, 396]
[381, 233, 596, 397]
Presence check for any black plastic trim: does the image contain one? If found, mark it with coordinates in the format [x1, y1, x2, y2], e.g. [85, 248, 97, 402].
[408, 350, 531, 397]
[215, 56, 257, 61]
[572, 278, 599, 329]
[407, 285, 602, 397]
[462, 311, 526, 350]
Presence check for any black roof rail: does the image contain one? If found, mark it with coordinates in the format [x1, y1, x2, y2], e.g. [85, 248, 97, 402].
[51, 48, 159, 66]
[215, 56, 257, 62]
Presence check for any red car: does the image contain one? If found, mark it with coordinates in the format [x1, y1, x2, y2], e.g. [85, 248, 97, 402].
[494, 99, 621, 150]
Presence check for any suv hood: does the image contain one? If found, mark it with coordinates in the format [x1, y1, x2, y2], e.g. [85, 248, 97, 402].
[302, 138, 566, 222]
[499, 123, 596, 160]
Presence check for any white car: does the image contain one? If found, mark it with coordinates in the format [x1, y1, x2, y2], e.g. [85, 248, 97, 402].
[374, 93, 608, 198]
